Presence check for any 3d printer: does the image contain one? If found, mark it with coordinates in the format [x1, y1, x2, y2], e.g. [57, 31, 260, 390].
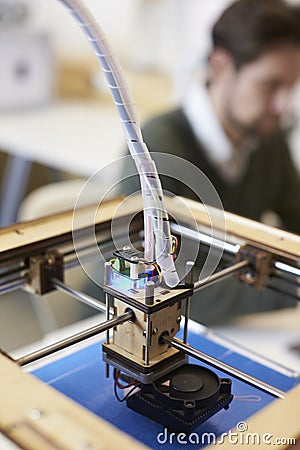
[0, 1, 300, 448]
[0, 194, 300, 448]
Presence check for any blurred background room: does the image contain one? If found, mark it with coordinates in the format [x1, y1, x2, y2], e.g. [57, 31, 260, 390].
[0, 0, 299, 374]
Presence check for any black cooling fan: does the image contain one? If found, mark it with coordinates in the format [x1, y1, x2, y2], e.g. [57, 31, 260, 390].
[126, 364, 233, 432]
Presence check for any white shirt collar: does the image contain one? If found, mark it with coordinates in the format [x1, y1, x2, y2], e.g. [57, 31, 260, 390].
[182, 78, 255, 183]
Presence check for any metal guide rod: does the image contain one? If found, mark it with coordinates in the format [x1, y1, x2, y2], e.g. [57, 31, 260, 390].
[0, 278, 26, 295]
[193, 259, 249, 293]
[274, 261, 300, 278]
[170, 223, 239, 255]
[52, 278, 107, 314]
[162, 335, 285, 399]
[17, 311, 134, 367]
[172, 223, 300, 280]
[183, 297, 190, 344]
[183, 261, 194, 343]
[105, 293, 112, 378]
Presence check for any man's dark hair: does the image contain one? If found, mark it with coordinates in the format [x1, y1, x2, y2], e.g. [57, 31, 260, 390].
[212, 0, 300, 68]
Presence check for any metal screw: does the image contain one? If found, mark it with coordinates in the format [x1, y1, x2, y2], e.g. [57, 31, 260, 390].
[185, 402, 194, 408]
[30, 409, 42, 420]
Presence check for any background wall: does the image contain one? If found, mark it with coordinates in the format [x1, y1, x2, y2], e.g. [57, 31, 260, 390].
[25, 0, 231, 77]
[26, 0, 139, 61]
[24, 0, 300, 97]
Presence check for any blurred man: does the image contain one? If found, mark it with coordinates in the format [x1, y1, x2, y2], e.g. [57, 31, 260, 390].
[122, 0, 300, 324]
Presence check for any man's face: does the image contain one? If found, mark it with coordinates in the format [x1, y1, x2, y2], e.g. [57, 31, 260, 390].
[218, 45, 300, 137]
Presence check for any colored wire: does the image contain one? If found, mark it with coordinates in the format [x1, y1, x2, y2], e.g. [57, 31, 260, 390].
[113, 369, 140, 402]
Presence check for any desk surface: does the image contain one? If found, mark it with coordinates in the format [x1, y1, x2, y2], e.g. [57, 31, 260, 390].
[0, 70, 175, 178]
[0, 100, 124, 177]
[212, 304, 300, 373]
